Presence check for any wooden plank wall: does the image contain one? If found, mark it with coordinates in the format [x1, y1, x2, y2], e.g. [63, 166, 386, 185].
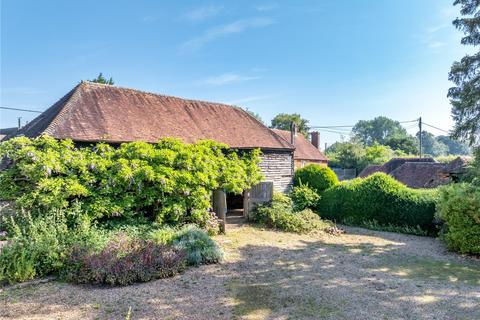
[258, 150, 294, 193]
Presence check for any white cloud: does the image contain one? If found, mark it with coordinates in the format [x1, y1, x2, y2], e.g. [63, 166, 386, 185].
[182, 5, 222, 21]
[142, 16, 156, 22]
[180, 17, 275, 52]
[255, 4, 277, 12]
[226, 95, 270, 105]
[426, 24, 448, 34]
[200, 73, 262, 86]
[428, 41, 446, 49]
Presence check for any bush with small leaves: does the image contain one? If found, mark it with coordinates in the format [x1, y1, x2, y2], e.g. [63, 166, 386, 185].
[251, 192, 332, 233]
[436, 183, 480, 254]
[63, 234, 187, 286]
[318, 173, 438, 234]
[293, 165, 339, 194]
[172, 225, 224, 266]
[290, 184, 320, 211]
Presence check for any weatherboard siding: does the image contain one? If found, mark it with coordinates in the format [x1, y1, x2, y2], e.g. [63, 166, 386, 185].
[258, 150, 294, 193]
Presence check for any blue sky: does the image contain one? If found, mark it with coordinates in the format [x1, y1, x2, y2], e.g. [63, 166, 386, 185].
[0, 0, 471, 147]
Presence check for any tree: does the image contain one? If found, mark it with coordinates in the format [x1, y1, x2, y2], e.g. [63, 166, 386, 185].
[326, 142, 366, 170]
[240, 107, 264, 124]
[416, 131, 448, 157]
[90, 73, 114, 85]
[448, 0, 480, 146]
[352, 116, 409, 146]
[436, 135, 471, 155]
[363, 144, 395, 166]
[270, 113, 309, 137]
[384, 135, 419, 155]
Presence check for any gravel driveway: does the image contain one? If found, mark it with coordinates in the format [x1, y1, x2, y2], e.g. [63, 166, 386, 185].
[1, 225, 479, 320]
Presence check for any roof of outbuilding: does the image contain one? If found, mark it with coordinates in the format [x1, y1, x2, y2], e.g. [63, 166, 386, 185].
[11, 82, 294, 150]
[358, 165, 384, 178]
[389, 162, 449, 188]
[271, 129, 328, 161]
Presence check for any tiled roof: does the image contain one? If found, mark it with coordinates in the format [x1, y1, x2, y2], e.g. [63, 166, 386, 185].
[271, 129, 328, 161]
[12, 82, 294, 150]
[389, 162, 448, 188]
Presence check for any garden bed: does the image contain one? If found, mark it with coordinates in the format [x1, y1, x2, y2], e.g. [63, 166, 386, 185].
[1, 225, 478, 320]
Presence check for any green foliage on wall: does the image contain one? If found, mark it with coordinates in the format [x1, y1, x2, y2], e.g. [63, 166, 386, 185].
[0, 136, 263, 226]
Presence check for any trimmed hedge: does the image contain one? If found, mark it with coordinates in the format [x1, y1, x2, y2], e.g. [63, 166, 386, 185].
[317, 173, 438, 233]
[436, 183, 480, 254]
[293, 164, 338, 193]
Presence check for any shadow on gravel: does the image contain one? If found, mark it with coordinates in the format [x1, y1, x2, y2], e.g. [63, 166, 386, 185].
[225, 237, 480, 320]
[1, 229, 479, 320]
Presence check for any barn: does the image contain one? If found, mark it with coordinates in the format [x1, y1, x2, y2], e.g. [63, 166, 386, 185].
[7, 81, 296, 220]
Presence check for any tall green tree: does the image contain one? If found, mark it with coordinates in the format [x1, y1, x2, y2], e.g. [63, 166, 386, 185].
[352, 116, 409, 147]
[326, 142, 366, 170]
[416, 131, 449, 157]
[436, 135, 471, 155]
[90, 73, 114, 85]
[384, 135, 419, 155]
[270, 113, 310, 137]
[448, 0, 480, 146]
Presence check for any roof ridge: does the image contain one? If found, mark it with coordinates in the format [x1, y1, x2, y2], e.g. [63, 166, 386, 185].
[43, 82, 84, 135]
[83, 81, 245, 110]
[82, 81, 295, 150]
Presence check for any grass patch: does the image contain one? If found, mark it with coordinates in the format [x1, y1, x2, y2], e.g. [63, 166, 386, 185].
[343, 219, 430, 236]
[226, 280, 340, 319]
[373, 256, 480, 286]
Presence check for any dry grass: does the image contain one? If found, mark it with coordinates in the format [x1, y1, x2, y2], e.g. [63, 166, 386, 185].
[1, 224, 479, 320]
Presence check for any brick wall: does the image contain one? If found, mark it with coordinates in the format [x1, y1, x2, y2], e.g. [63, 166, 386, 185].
[258, 150, 294, 193]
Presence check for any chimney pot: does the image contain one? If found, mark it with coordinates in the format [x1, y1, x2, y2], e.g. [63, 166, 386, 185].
[311, 131, 320, 149]
[290, 122, 297, 145]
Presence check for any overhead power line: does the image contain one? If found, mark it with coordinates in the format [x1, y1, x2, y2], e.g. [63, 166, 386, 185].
[0, 106, 43, 113]
[422, 122, 450, 134]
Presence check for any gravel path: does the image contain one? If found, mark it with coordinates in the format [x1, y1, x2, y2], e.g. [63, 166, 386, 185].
[1, 225, 479, 320]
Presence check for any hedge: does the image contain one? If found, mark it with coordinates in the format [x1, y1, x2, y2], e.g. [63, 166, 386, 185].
[293, 164, 338, 193]
[317, 173, 438, 233]
[436, 183, 480, 254]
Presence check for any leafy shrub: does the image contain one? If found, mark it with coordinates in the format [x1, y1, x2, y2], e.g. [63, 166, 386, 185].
[203, 211, 221, 236]
[63, 234, 187, 286]
[0, 136, 263, 226]
[293, 165, 338, 193]
[251, 192, 332, 233]
[290, 184, 320, 211]
[0, 207, 108, 284]
[436, 183, 480, 254]
[172, 225, 224, 266]
[149, 226, 178, 245]
[318, 173, 438, 233]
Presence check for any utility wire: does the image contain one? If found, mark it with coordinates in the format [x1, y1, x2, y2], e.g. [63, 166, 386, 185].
[422, 122, 450, 134]
[0, 106, 43, 113]
[311, 119, 419, 129]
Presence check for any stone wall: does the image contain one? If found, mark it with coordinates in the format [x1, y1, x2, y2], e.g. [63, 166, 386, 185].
[258, 150, 294, 193]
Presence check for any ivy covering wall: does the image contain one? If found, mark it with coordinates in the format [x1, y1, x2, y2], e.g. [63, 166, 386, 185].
[0, 136, 263, 226]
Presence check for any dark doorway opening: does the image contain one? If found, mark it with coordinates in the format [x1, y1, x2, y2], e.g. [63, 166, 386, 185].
[226, 192, 245, 228]
[227, 193, 243, 211]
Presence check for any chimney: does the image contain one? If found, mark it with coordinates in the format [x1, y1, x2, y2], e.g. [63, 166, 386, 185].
[290, 122, 297, 145]
[311, 131, 320, 149]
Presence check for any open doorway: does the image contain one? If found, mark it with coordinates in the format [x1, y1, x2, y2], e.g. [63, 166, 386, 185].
[226, 192, 243, 214]
[226, 192, 245, 228]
